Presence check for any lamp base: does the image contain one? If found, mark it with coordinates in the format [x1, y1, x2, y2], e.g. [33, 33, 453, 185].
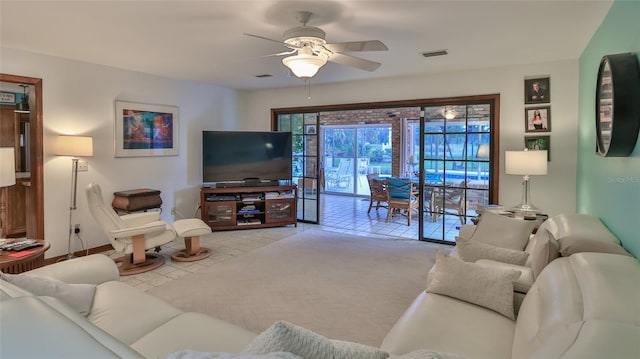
[510, 203, 543, 214]
[510, 175, 544, 215]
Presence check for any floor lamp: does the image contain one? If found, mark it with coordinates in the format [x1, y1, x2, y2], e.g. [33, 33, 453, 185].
[505, 149, 547, 214]
[0, 147, 16, 238]
[54, 136, 93, 259]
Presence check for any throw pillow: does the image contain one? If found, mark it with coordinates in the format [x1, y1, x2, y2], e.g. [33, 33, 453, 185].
[330, 340, 389, 359]
[530, 229, 560, 279]
[0, 272, 96, 316]
[167, 350, 301, 359]
[397, 349, 466, 359]
[455, 236, 529, 266]
[557, 236, 632, 257]
[426, 251, 521, 320]
[471, 211, 537, 251]
[242, 321, 388, 359]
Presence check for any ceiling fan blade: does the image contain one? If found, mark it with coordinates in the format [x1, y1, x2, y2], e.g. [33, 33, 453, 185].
[324, 40, 388, 53]
[329, 52, 381, 72]
[243, 33, 296, 48]
[262, 49, 298, 57]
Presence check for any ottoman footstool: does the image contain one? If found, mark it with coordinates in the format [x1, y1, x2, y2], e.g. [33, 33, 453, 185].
[171, 218, 212, 262]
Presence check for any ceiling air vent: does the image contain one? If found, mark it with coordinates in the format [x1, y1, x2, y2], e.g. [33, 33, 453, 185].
[421, 49, 448, 58]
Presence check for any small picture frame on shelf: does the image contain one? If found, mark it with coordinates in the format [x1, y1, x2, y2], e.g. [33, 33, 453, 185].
[524, 77, 550, 104]
[524, 135, 551, 161]
[305, 124, 317, 134]
[524, 106, 551, 132]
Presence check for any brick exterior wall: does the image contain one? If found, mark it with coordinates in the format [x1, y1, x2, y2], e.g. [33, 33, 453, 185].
[319, 107, 420, 176]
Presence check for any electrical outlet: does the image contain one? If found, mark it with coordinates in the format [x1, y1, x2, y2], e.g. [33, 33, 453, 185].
[74, 224, 80, 234]
[77, 160, 89, 172]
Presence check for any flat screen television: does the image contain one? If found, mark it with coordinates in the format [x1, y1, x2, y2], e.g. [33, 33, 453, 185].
[202, 131, 292, 184]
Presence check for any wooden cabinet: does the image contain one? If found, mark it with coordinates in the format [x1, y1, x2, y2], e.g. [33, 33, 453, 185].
[1, 104, 28, 238]
[0, 177, 28, 237]
[200, 185, 297, 231]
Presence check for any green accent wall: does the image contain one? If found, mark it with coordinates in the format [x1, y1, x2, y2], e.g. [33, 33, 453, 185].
[577, 0, 640, 258]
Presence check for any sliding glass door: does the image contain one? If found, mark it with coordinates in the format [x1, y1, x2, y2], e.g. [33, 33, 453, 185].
[418, 103, 494, 243]
[323, 125, 392, 196]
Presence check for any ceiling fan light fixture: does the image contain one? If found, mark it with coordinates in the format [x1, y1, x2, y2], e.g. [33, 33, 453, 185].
[282, 53, 328, 79]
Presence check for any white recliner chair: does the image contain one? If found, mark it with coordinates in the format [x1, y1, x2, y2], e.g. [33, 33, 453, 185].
[86, 182, 177, 275]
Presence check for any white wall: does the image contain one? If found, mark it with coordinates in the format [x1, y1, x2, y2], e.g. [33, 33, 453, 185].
[242, 60, 579, 217]
[1, 48, 243, 258]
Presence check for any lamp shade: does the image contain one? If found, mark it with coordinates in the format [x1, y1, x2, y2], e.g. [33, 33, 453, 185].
[54, 136, 94, 157]
[0, 147, 16, 187]
[282, 53, 328, 79]
[505, 150, 547, 175]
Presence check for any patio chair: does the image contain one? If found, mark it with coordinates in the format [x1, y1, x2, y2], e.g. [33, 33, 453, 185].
[366, 173, 388, 213]
[385, 178, 419, 226]
[430, 180, 468, 224]
[326, 158, 353, 189]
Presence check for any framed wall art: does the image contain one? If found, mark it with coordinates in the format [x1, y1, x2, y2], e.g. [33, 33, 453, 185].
[114, 101, 179, 157]
[524, 77, 550, 104]
[524, 135, 550, 161]
[524, 106, 551, 132]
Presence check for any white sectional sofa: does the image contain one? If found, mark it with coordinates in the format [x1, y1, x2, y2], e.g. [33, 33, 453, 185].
[0, 254, 257, 358]
[381, 213, 640, 358]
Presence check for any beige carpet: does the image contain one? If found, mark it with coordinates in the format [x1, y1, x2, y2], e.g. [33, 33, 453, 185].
[148, 229, 442, 347]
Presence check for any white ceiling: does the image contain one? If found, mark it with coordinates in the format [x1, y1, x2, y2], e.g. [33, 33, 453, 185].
[0, 0, 613, 90]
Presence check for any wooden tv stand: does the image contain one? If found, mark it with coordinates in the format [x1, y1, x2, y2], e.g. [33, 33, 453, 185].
[200, 185, 297, 231]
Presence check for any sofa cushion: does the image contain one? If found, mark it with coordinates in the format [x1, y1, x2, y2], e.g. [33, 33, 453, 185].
[426, 252, 521, 319]
[455, 236, 529, 265]
[471, 211, 537, 251]
[544, 213, 620, 245]
[0, 272, 96, 316]
[242, 321, 388, 359]
[89, 280, 183, 345]
[557, 236, 631, 257]
[0, 296, 144, 358]
[512, 253, 640, 359]
[132, 312, 257, 359]
[381, 291, 515, 358]
[529, 229, 560, 279]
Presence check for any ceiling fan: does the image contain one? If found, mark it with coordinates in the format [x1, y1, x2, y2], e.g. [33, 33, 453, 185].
[244, 11, 388, 79]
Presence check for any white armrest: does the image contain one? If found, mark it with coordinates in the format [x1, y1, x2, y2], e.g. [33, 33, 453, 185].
[458, 224, 476, 239]
[120, 211, 161, 226]
[27, 254, 119, 284]
[109, 221, 167, 239]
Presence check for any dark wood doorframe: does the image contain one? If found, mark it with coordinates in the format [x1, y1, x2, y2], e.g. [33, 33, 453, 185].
[0, 74, 44, 240]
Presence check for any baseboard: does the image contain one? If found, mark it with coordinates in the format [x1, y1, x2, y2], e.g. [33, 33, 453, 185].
[45, 244, 113, 265]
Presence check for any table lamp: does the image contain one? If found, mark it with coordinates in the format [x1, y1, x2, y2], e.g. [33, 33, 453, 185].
[1, 147, 16, 238]
[505, 149, 547, 214]
[54, 135, 93, 259]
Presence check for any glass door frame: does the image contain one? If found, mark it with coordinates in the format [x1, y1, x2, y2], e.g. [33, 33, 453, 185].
[418, 97, 499, 244]
[271, 94, 500, 238]
[272, 111, 320, 224]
